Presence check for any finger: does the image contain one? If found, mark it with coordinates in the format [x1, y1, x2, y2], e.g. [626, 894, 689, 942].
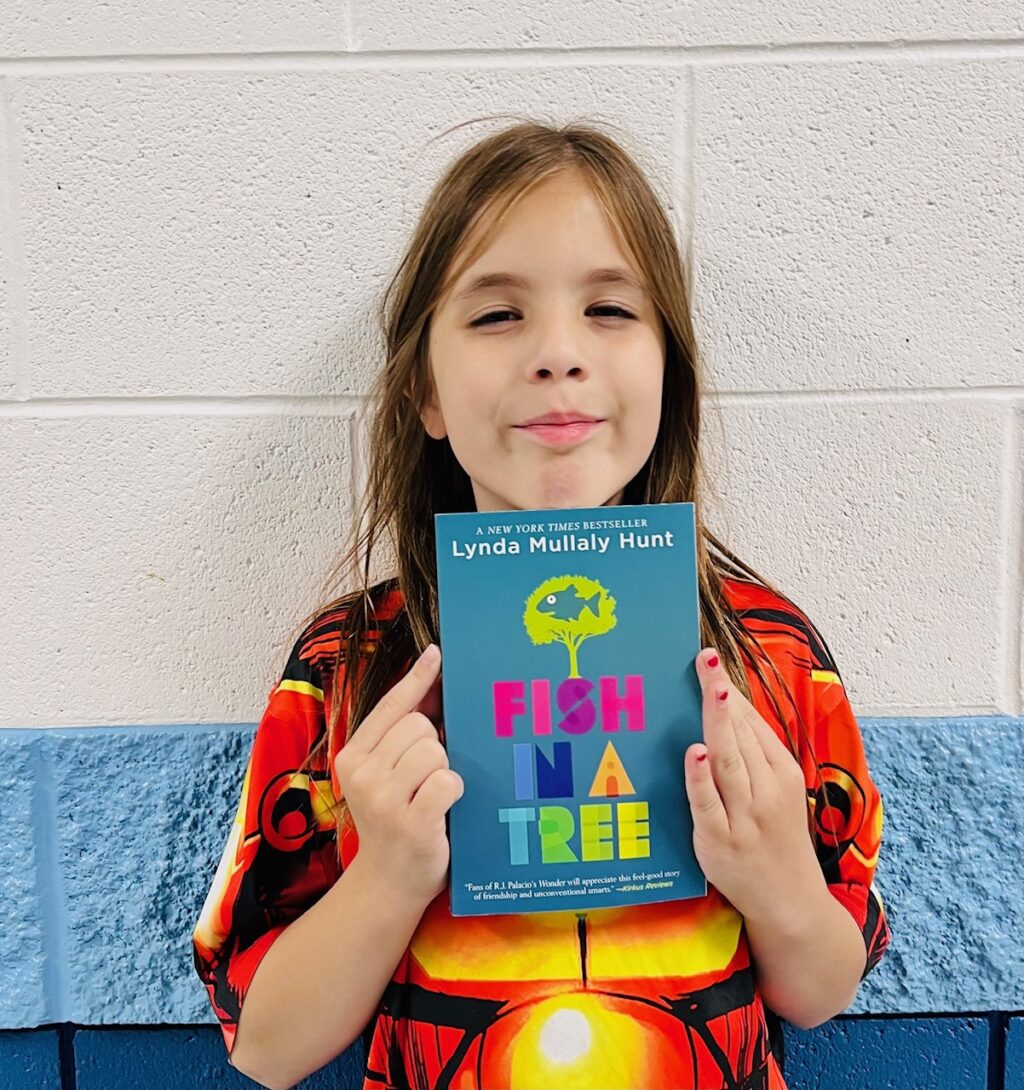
[371, 712, 440, 773]
[699, 667, 752, 814]
[408, 767, 464, 821]
[695, 646, 738, 692]
[684, 745, 729, 838]
[696, 645, 790, 759]
[730, 704, 774, 798]
[697, 648, 797, 797]
[347, 644, 441, 756]
[391, 734, 451, 804]
[745, 708, 800, 771]
[415, 668, 444, 724]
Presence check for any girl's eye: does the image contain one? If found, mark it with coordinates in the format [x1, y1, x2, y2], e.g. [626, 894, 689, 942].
[470, 305, 635, 327]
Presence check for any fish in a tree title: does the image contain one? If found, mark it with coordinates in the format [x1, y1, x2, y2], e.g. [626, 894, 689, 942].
[493, 673, 653, 866]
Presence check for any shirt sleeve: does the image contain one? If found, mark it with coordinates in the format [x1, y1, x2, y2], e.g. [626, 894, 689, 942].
[793, 615, 892, 982]
[191, 631, 342, 1058]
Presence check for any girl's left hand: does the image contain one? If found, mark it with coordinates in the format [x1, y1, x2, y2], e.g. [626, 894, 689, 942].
[684, 647, 822, 920]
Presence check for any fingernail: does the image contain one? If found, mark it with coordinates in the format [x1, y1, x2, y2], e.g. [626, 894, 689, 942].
[421, 643, 439, 664]
[697, 751, 708, 763]
[716, 688, 728, 704]
[706, 652, 720, 669]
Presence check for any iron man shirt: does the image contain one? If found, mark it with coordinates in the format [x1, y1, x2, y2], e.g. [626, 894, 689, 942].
[193, 577, 890, 1089]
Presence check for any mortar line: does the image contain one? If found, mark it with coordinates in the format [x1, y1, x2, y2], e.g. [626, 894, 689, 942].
[1, 387, 1021, 418]
[348, 410, 360, 516]
[0, 393, 368, 416]
[57, 1024, 77, 1090]
[1001, 405, 1024, 715]
[704, 386, 1024, 407]
[988, 1011, 1007, 1090]
[0, 38, 1022, 76]
[348, 406, 365, 554]
[676, 64, 695, 288]
[688, 60, 737, 542]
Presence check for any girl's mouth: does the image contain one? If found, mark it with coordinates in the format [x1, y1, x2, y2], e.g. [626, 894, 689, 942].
[515, 420, 604, 445]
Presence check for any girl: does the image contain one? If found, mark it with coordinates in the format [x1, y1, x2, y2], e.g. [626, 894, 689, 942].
[193, 118, 891, 1090]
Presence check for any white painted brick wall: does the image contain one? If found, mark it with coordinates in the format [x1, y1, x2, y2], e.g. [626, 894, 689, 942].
[0, 11, 1020, 726]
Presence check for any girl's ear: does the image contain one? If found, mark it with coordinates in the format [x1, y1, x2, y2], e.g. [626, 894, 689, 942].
[418, 393, 447, 440]
[413, 368, 447, 440]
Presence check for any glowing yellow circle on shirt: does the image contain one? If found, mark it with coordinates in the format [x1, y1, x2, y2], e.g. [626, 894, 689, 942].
[483, 991, 686, 1090]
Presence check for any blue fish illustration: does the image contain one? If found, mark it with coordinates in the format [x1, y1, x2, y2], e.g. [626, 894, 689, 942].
[538, 586, 600, 624]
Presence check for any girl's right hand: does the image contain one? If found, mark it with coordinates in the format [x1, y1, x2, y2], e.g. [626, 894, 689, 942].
[333, 643, 464, 906]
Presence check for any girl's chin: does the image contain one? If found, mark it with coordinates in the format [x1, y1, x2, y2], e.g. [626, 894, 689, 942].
[470, 466, 629, 512]
[519, 487, 625, 512]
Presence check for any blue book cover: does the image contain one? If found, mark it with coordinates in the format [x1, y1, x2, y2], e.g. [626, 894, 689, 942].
[434, 502, 707, 917]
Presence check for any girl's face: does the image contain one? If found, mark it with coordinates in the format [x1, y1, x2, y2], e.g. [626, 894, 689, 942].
[424, 171, 666, 512]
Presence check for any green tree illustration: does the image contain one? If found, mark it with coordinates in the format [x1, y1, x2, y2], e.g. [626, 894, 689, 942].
[522, 574, 617, 678]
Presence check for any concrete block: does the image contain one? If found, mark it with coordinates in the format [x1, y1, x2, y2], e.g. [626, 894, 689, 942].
[0, 1029, 60, 1090]
[0, 734, 48, 1025]
[1007, 1017, 1024, 1090]
[354, 0, 1024, 50]
[702, 398, 1008, 715]
[0, 413, 352, 726]
[850, 719, 1024, 1013]
[74, 1026, 362, 1090]
[47, 725, 253, 1025]
[0, 2, 347, 58]
[694, 59, 1023, 391]
[8, 66, 683, 397]
[784, 1016, 989, 1090]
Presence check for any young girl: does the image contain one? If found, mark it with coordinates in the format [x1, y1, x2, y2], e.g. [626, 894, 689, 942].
[192, 118, 891, 1090]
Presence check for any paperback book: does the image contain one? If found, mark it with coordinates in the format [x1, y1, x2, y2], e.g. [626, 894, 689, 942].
[434, 501, 707, 916]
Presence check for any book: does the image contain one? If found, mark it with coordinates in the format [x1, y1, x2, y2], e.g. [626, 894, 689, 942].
[433, 501, 708, 917]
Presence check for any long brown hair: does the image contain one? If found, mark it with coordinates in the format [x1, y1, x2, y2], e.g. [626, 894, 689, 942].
[290, 115, 830, 855]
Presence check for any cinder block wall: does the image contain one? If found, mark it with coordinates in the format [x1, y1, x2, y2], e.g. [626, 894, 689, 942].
[1, 5, 1022, 1089]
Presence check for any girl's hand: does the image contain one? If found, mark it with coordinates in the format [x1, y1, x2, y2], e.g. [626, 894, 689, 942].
[333, 644, 464, 907]
[683, 648, 821, 921]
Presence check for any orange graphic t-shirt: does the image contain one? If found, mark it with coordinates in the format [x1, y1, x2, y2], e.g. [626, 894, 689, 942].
[193, 577, 891, 1089]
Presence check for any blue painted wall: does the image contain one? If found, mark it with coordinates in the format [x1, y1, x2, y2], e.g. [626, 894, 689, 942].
[1, 717, 1021, 1087]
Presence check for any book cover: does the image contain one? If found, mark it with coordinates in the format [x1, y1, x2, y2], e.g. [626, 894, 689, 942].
[434, 502, 707, 917]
